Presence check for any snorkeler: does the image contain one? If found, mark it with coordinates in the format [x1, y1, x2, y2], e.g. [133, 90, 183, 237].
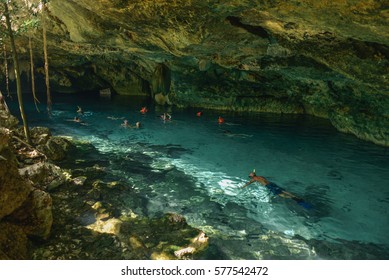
[242, 170, 312, 209]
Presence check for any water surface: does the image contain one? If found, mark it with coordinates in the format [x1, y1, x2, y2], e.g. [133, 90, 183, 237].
[9, 93, 389, 259]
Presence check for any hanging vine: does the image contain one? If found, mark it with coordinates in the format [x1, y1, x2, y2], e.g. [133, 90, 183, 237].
[2, 44, 11, 98]
[42, 0, 51, 112]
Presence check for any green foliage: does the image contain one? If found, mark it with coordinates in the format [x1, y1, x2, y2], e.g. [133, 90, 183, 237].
[19, 17, 39, 33]
[0, 0, 42, 37]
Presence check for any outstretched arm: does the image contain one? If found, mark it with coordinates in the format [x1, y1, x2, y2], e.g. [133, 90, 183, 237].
[241, 179, 254, 189]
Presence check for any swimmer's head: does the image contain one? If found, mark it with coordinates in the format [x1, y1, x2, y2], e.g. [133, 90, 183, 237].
[248, 169, 256, 178]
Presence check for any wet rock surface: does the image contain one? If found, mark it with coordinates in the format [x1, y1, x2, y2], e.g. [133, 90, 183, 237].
[28, 140, 209, 260]
[29, 139, 389, 260]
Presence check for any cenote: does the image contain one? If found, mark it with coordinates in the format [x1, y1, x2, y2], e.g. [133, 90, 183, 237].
[8, 93, 389, 260]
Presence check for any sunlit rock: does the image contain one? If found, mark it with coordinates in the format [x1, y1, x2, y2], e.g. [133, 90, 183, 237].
[174, 231, 209, 259]
[30, 127, 52, 146]
[37, 136, 73, 161]
[72, 176, 87, 186]
[86, 218, 122, 235]
[19, 162, 68, 191]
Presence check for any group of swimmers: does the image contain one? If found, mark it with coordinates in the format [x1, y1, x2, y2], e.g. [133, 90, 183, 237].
[73, 105, 311, 210]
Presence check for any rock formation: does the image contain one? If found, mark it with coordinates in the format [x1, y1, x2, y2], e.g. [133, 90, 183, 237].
[0, 110, 71, 259]
[1, 0, 388, 146]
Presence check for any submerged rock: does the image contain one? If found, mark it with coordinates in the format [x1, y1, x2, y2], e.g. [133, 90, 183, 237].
[118, 213, 209, 260]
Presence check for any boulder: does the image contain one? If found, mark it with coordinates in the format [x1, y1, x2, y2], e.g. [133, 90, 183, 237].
[0, 130, 32, 219]
[30, 127, 52, 146]
[9, 189, 53, 240]
[0, 222, 29, 259]
[37, 136, 73, 161]
[0, 110, 18, 129]
[19, 162, 68, 191]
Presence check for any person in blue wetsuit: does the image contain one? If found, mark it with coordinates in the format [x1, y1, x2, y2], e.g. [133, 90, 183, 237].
[241, 170, 312, 209]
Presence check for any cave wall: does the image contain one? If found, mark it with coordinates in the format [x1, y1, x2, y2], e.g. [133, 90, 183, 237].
[5, 0, 389, 145]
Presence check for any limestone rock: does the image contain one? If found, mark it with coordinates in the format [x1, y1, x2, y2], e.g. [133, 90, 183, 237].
[118, 213, 209, 260]
[22, 0, 385, 146]
[37, 136, 72, 161]
[86, 218, 122, 235]
[30, 127, 52, 146]
[0, 110, 18, 129]
[0, 130, 32, 219]
[9, 189, 53, 240]
[174, 231, 209, 259]
[19, 162, 68, 191]
[0, 222, 29, 259]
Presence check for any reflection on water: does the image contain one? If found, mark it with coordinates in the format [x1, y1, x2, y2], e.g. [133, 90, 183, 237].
[7, 93, 389, 259]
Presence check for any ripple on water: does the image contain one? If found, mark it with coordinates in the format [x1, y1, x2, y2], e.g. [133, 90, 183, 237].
[14, 96, 389, 259]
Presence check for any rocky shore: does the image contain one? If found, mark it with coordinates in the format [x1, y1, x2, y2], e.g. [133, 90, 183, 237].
[0, 108, 208, 260]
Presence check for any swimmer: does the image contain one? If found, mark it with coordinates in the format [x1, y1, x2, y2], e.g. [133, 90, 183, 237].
[121, 119, 129, 127]
[161, 113, 172, 121]
[242, 170, 312, 209]
[121, 120, 141, 128]
[108, 116, 124, 120]
[77, 106, 83, 115]
[68, 116, 88, 125]
[196, 112, 202, 117]
[140, 107, 148, 114]
[218, 116, 225, 124]
[222, 130, 252, 138]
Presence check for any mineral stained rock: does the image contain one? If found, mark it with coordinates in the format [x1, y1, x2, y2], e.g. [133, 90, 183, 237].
[4, 0, 389, 145]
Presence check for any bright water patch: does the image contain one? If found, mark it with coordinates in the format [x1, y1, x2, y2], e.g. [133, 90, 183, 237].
[8, 93, 389, 259]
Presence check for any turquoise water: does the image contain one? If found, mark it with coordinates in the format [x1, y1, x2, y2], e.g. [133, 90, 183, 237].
[9, 93, 389, 259]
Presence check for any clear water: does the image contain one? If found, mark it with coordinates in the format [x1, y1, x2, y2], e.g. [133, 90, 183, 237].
[8, 93, 389, 259]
